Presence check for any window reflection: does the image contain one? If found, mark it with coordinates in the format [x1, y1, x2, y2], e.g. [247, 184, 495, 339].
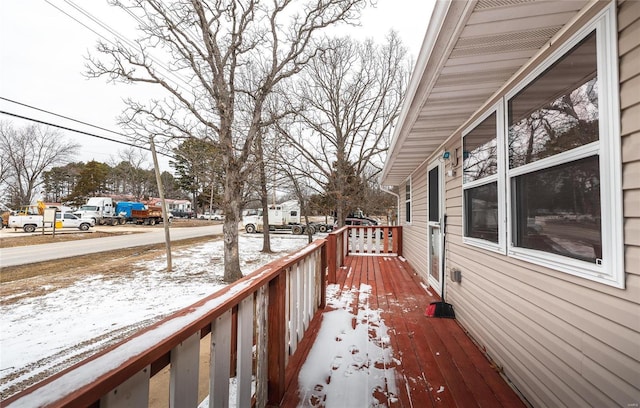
[464, 182, 498, 243]
[464, 112, 497, 183]
[405, 181, 411, 222]
[508, 32, 598, 169]
[430, 227, 440, 280]
[513, 156, 601, 262]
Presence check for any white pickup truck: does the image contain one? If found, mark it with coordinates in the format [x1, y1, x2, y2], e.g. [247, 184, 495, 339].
[8, 211, 95, 233]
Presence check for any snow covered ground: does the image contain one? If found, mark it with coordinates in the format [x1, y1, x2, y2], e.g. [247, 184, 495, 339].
[0, 233, 310, 399]
[296, 283, 399, 407]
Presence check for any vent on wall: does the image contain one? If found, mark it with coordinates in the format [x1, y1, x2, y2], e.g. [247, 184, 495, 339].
[450, 268, 462, 283]
[474, 0, 534, 10]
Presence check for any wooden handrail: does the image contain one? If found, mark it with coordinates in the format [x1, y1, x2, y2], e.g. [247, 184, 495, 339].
[3, 240, 327, 408]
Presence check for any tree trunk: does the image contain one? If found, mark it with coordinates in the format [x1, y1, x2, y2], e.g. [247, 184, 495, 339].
[257, 133, 272, 252]
[222, 163, 243, 283]
[209, 181, 214, 216]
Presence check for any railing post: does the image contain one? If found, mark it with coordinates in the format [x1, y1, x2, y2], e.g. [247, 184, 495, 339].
[267, 273, 286, 405]
[320, 244, 327, 308]
[326, 233, 336, 284]
[397, 226, 403, 257]
[255, 285, 269, 407]
[343, 228, 349, 257]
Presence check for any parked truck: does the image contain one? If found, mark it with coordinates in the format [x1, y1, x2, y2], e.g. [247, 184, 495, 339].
[74, 197, 165, 226]
[117, 201, 164, 225]
[242, 200, 317, 234]
[74, 197, 122, 225]
[8, 205, 95, 233]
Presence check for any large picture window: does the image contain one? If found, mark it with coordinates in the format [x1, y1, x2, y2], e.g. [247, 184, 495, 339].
[460, 5, 623, 287]
[508, 31, 602, 264]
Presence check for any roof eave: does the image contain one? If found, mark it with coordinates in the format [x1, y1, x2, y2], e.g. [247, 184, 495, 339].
[380, 0, 474, 186]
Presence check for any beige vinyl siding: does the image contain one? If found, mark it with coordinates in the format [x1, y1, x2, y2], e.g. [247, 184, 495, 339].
[399, 1, 640, 406]
[620, 0, 640, 282]
[619, 1, 640, 343]
[443, 140, 463, 253]
[401, 168, 429, 281]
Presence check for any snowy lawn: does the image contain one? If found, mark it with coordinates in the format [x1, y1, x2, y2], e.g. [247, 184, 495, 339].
[0, 233, 310, 399]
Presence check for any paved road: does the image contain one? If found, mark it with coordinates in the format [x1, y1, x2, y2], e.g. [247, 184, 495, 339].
[0, 225, 224, 267]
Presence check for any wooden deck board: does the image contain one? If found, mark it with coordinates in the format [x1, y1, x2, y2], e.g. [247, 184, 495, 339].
[279, 255, 526, 408]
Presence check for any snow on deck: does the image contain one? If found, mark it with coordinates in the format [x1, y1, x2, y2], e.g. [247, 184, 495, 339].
[297, 283, 399, 406]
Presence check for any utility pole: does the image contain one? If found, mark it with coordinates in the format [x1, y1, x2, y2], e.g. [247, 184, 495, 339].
[150, 135, 172, 271]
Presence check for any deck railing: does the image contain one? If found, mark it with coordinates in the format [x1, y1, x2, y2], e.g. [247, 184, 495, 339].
[326, 225, 402, 283]
[3, 240, 327, 408]
[3, 226, 401, 407]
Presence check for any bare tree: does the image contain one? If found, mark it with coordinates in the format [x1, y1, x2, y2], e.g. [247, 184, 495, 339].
[279, 32, 409, 225]
[0, 122, 79, 207]
[255, 128, 273, 252]
[87, 0, 367, 282]
[108, 148, 154, 199]
[277, 144, 318, 244]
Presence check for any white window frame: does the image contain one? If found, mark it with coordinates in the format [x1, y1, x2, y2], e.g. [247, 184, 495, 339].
[503, 4, 624, 288]
[461, 102, 507, 254]
[404, 176, 412, 224]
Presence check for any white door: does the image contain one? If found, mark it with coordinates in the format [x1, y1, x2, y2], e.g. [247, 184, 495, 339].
[427, 162, 444, 293]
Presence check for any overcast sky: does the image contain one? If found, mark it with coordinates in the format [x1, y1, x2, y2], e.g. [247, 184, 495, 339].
[0, 0, 435, 172]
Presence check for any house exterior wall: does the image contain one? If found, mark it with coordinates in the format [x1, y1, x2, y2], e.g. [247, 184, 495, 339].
[398, 1, 640, 406]
[399, 171, 429, 277]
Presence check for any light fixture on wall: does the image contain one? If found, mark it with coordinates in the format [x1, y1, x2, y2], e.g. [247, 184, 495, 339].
[442, 148, 458, 177]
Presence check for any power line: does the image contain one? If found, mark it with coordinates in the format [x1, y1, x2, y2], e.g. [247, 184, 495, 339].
[47, 0, 195, 95]
[0, 110, 174, 159]
[0, 97, 125, 138]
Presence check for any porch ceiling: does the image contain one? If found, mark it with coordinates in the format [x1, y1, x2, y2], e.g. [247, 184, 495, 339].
[380, 0, 589, 186]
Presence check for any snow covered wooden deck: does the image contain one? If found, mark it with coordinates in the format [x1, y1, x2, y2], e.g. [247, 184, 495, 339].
[280, 255, 526, 407]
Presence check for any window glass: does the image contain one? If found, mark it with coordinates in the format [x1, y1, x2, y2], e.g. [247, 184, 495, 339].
[429, 227, 440, 280]
[405, 180, 411, 222]
[428, 167, 439, 222]
[513, 156, 601, 263]
[464, 112, 497, 183]
[464, 182, 498, 243]
[508, 32, 598, 169]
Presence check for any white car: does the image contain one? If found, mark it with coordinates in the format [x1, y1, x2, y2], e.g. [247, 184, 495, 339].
[199, 212, 224, 221]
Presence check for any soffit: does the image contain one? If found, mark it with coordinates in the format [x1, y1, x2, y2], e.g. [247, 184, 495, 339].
[381, 0, 590, 186]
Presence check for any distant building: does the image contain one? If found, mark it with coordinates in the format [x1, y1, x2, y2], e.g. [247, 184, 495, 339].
[148, 198, 192, 213]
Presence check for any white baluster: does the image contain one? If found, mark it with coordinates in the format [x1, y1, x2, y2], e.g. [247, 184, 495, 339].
[236, 296, 254, 408]
[210, 310, 231, 408]
[170, 332, 200, 408]
[100, 365, 150, 408]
